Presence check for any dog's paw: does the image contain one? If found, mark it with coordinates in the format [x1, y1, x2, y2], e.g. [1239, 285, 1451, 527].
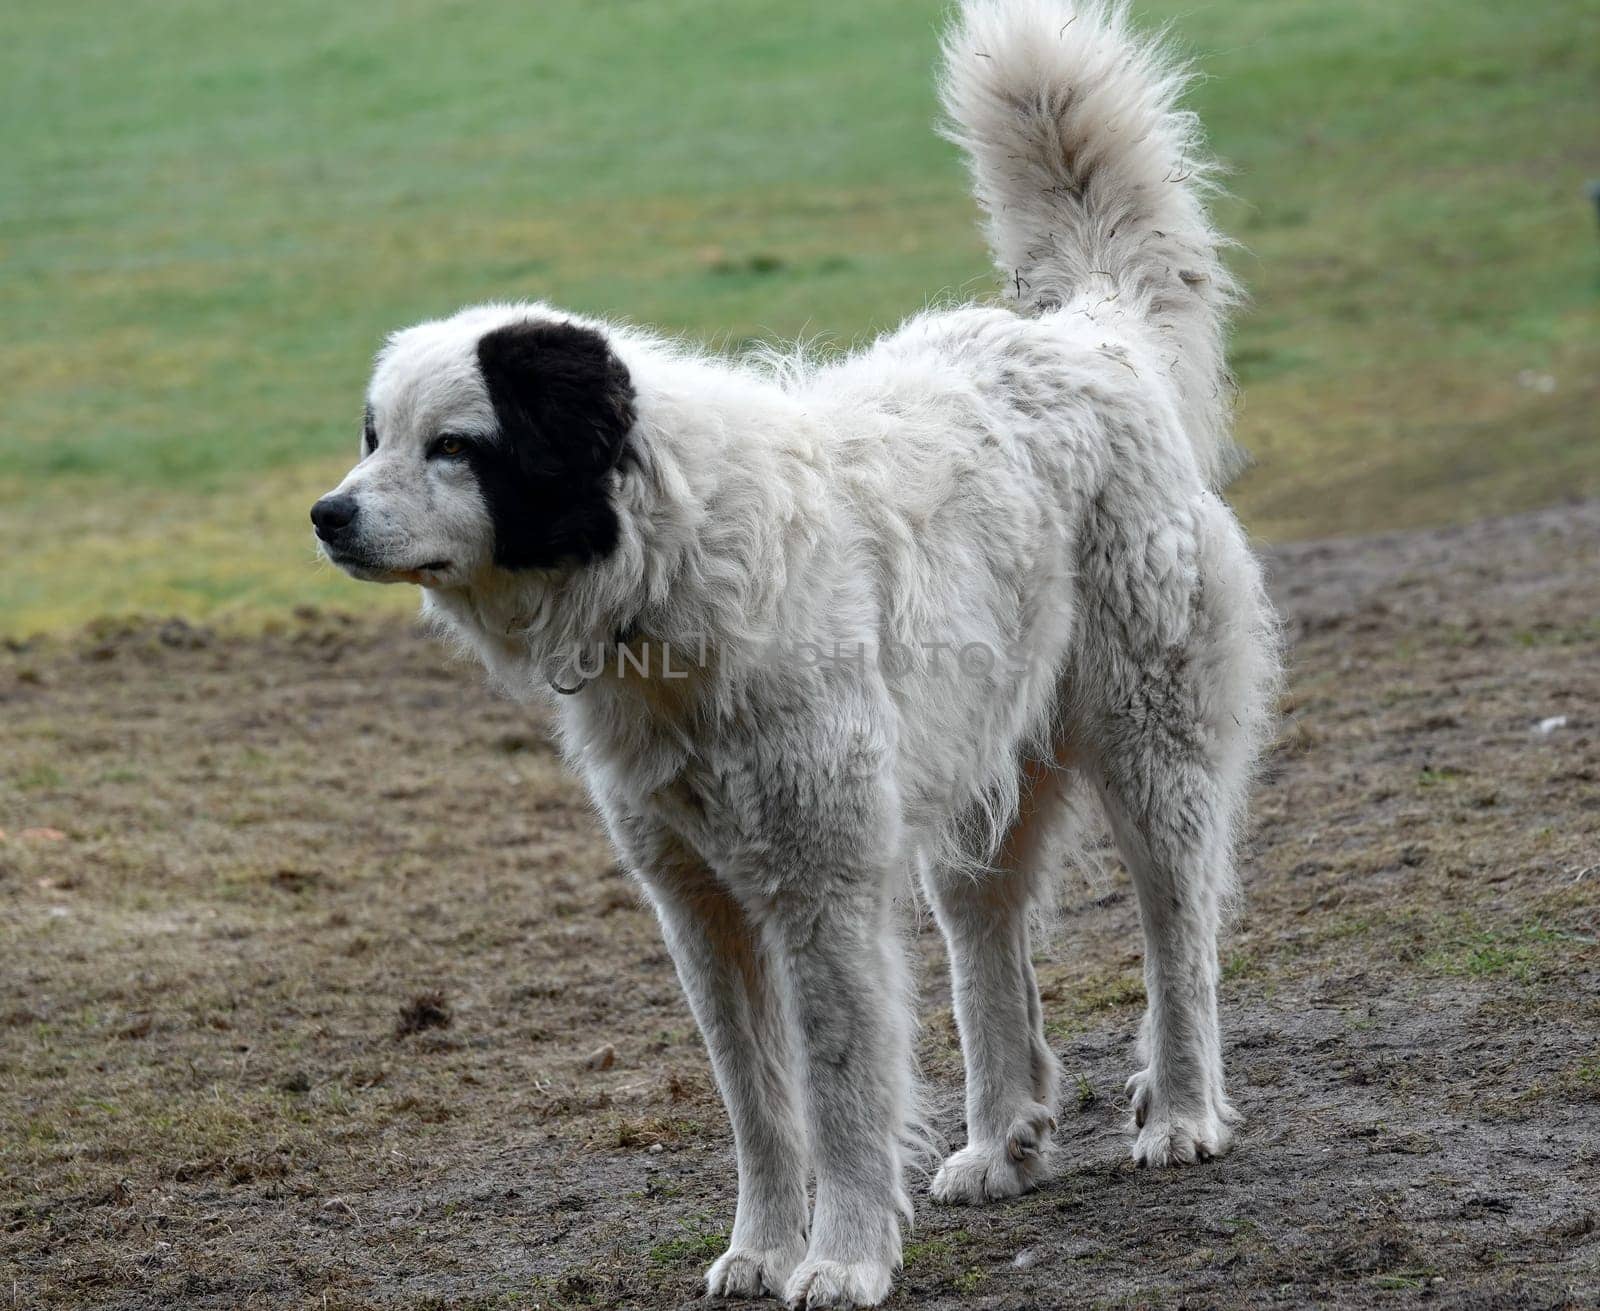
[707, 1241, 805, 1300]
[1131, 1110, 1233, 1167]
[784, 1256, 895, 1309]
[1126, 1068, 1238, 1167]
[929, 1104, 1056, 1204]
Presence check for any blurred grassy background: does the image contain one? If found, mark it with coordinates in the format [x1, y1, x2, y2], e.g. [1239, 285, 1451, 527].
[2, 0, 1596, 635]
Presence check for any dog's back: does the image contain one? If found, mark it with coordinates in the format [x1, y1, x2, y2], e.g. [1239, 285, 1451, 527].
[753, 1, 1262, 874]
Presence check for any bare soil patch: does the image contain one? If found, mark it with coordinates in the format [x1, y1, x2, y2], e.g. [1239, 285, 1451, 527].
[3, 501, 1597, 1309]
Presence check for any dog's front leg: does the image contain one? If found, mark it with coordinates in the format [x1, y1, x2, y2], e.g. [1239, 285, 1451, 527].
[619, 818, 810, 1299]
[750, 787, 911, 1309]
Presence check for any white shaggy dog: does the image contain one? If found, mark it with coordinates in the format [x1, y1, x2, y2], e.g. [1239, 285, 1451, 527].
[312, 2, 1280, 1306]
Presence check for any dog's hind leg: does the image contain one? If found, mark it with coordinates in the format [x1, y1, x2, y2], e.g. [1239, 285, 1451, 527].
[1080, 504, 1277, 1168]
[1092, 741, 1241, 1167]
[618, 818, 809, 1299]
[925, 754, 1070, 1205]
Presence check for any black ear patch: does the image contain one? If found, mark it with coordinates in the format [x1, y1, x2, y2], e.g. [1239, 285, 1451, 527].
[473, 320, 637, 570]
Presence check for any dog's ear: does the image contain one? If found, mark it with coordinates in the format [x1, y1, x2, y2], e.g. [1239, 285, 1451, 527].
[476, 320, 635, 484]
[473, 320, 636, 570]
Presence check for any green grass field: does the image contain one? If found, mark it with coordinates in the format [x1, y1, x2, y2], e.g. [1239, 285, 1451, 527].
[3, 0, 1596, 635]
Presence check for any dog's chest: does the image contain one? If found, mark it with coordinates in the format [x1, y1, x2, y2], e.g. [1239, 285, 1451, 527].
[646, 767, 753, 869]
[563, 687, 760, 868]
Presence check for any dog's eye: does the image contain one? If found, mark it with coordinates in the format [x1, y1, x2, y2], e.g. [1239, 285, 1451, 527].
[429, 435, 469, 460]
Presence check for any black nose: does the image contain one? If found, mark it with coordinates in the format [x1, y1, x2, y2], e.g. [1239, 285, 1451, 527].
[311, 494, 359, 540]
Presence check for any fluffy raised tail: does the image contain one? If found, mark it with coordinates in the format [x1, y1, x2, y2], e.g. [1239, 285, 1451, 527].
[939, 0, 1240, 485]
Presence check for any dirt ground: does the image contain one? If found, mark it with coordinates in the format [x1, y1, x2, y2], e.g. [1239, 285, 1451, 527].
[3, 500, 1598, 1310]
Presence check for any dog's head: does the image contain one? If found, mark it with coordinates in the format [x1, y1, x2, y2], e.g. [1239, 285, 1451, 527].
[312, 306, 636, 590]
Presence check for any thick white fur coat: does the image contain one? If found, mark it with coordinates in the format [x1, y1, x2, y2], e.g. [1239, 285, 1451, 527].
[324, 4, 1283, 1307]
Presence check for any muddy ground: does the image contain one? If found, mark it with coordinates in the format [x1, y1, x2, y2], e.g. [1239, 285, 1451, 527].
[3, 501, 1598, 1310]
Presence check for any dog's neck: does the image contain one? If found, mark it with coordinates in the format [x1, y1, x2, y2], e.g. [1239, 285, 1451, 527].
[425, 347, 830, 709]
